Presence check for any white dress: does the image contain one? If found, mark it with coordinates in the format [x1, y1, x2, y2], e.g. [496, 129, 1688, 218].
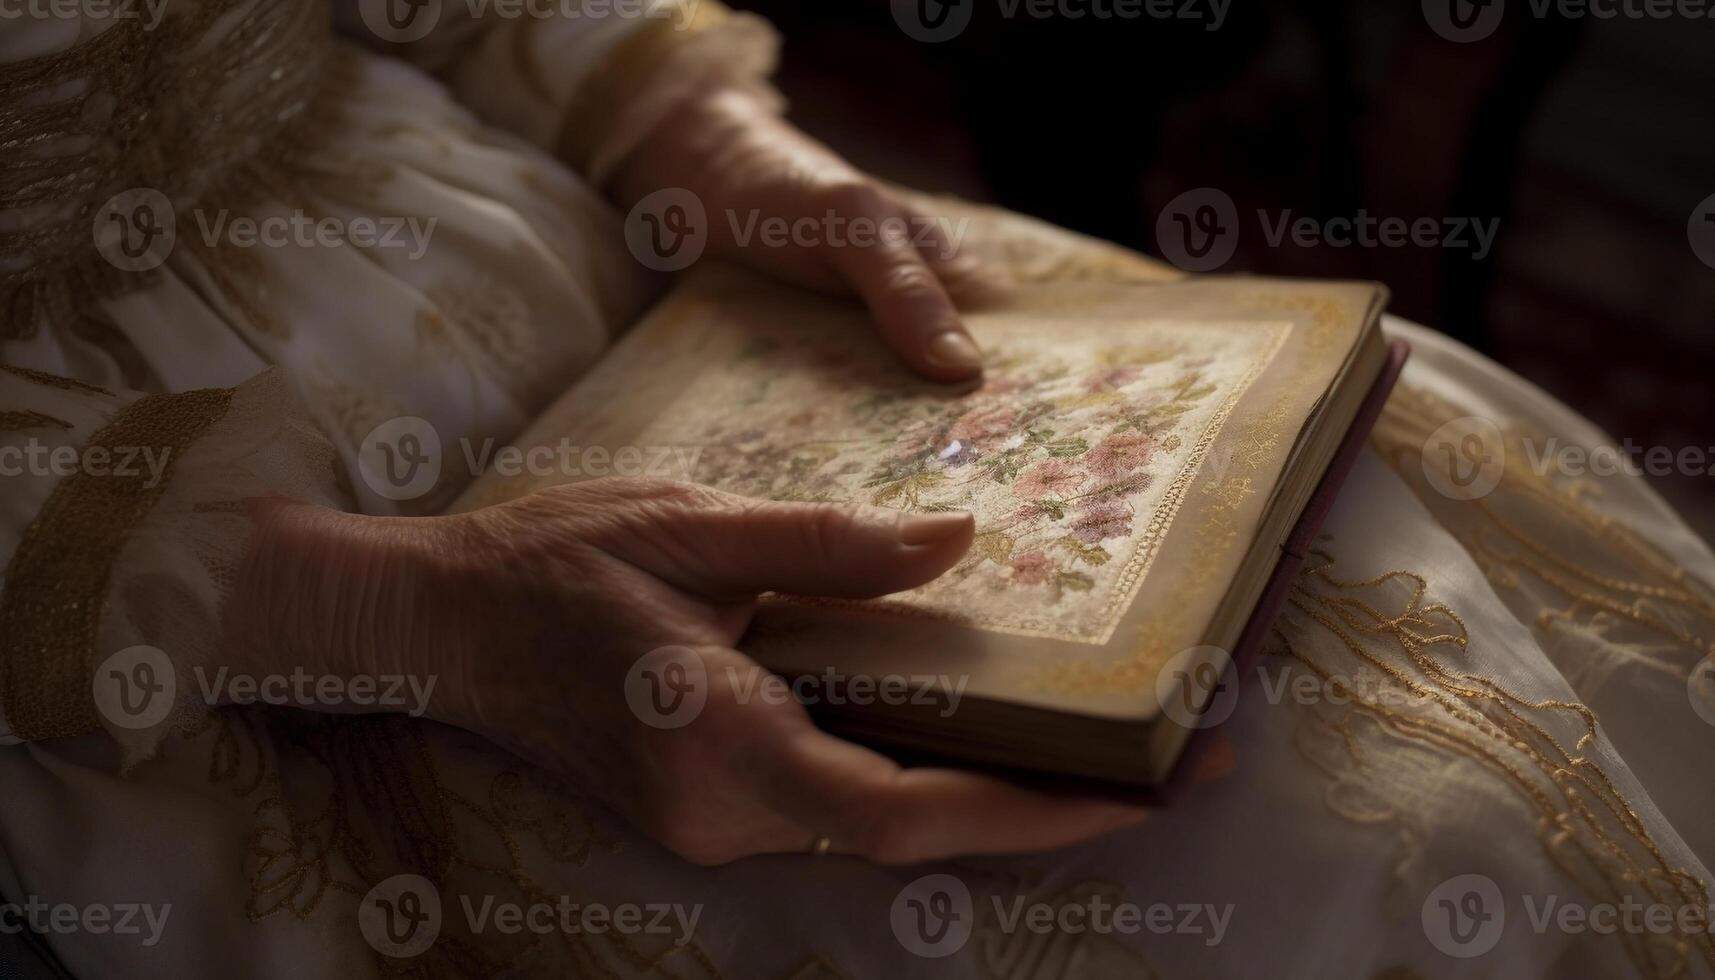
[0, 4, 1711, 978]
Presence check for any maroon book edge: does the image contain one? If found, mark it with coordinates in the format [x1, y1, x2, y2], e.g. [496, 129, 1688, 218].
[1155, 337, 1411, 802]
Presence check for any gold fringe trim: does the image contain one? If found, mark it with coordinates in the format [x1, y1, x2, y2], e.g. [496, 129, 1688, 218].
[0, 385, 234, 740]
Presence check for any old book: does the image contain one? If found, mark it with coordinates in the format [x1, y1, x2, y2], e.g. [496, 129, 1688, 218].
[458, 265, 1402, 787]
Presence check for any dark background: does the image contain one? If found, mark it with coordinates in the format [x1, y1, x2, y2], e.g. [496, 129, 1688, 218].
[730, 0, 1715, 537]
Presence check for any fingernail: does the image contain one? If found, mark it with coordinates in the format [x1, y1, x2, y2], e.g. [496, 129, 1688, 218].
[897, 511, 974, 546]
[925, 331, 983, 373]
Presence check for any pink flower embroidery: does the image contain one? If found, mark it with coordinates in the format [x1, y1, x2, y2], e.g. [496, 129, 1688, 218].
[1086, 431, 1155, 481]
[1013, 458, 1084, 500]
[1009, 550, 1053, 585]
[1071, 499, 1133, 543]
[948, 405, 1016, 448]
[1084, 366, 1141, 393]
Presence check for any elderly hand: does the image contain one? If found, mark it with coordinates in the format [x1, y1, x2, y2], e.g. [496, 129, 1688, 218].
[613, 88, 996, 382]
[231, 480, 1188, 866]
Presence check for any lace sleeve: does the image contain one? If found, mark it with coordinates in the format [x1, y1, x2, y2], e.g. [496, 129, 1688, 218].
[0, 366, 349, 763]
[332, 0, 782, 184]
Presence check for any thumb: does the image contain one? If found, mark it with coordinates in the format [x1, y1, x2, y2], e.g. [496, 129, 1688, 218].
[604, 485, 975, 600]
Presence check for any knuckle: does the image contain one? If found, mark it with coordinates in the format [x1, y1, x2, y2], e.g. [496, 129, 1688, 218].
[822, 180, 891, 217]
[796, 502, 855, 568]
[881, 260, 941, 299]
[593, 476, 731, 516]
[848, 807, 916, 864]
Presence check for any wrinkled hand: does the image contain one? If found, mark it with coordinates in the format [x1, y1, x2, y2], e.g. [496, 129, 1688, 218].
[235, 480, 1177, 866]
[614, 88, 997, 382]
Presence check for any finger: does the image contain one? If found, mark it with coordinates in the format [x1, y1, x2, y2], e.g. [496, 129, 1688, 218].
[824, 191, 985, 382]
[910, 214, 1013, 309]
[756, 724, 1149, 863]
[605, 484, 976, 600]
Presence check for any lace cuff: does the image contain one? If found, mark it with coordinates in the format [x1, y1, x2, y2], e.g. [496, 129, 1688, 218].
[0, 368, 347, 762]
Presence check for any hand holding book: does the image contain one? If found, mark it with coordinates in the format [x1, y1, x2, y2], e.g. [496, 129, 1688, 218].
[227, 480, 1201, 865]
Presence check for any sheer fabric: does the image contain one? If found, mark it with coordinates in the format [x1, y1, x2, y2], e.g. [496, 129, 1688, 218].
[0, 4, 1710, 977]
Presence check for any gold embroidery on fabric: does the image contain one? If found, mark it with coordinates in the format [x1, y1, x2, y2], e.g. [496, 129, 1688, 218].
[1373, 384, 1715, 672]
[1276, 548, 1714, 978]
[67, 311, 156, 389]
[0, 384, 234, 740]
[0, 0, 345, 335]
[195, 711, 827, 978]
[1, 363, 114, 397]
[0, 409, 71, 431]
